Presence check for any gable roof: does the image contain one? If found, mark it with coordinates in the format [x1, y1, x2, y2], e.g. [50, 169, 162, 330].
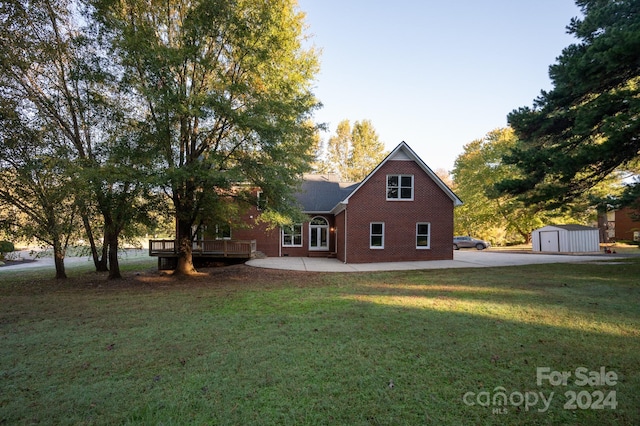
[295, 174, 359, 213]
[338, 141, 462, 211]
[295, 142, 462, 214]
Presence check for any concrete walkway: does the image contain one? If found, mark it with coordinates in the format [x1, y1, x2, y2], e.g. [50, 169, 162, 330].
[246, 250, 629, 272]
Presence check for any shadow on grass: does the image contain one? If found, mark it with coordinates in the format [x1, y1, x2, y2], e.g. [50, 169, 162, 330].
[0, 260, 639, 425]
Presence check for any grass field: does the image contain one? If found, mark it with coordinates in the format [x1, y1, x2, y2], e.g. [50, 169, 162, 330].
[1, 256, 639, 425]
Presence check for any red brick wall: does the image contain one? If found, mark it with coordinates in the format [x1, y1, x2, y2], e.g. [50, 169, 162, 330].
[280, 214, 335, 257]
[232, 163, 456, 263]
[343, 160, 454, 263]
[615, 207, 640, 241]
[234, 210, 339, 258]
[230, 205, 281, 257]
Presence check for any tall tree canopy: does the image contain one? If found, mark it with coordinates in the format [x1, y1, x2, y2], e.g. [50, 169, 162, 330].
[0, 0, 156, 279]
[91, 0, 320, 274]
[325, 119, 387, 181]
[453, 128, 620, 245]
[498, 0, 640, 207]
[0, 99, 79, 279]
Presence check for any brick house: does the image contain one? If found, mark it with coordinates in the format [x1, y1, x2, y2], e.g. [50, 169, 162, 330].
[232, 141, 462, 263]
[599, 206, 640, 243]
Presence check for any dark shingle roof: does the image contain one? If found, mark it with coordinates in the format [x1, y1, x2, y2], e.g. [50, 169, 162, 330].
[295, 174, 358, 212]
[550, 224, 597, 231]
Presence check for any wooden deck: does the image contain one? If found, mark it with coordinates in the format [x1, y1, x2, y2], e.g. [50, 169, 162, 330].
[149, 239, 257, 259]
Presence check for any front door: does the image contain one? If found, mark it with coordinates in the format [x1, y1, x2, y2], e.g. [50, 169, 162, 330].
[309, 217, 329, 251]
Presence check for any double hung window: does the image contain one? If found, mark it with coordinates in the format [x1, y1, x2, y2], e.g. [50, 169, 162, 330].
[282, 224, 302, 247]
[370, 222, 384, 249]
[416, 222, 430, 249]
[387, 175, 414, 200]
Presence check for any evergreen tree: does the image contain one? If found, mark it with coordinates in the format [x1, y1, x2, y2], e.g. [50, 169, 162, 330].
[499, 0, 640, 208]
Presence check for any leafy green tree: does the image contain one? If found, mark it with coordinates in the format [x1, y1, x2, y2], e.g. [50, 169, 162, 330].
[91, 0, 320, 274]
[348, 120, 387, 182]
[325, 119, 387, 181]
[453, 128, 616, 245]
[0, 0, 155, 279]
[0, 104, 79, 279]
[499, 0, 640, 207]
[326, 120, 352, 178]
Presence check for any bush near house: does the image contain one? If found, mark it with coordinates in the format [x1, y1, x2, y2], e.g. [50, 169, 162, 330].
[0, 241, 14, 260]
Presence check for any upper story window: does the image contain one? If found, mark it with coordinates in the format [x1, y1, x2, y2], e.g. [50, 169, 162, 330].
[387, 174, 414, 200]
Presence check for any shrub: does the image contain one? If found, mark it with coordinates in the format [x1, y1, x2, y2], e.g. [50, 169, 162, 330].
[0, 240, 15, 254]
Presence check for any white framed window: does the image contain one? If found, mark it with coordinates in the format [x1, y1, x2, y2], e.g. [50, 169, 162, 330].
[257, 190, 267, 210]
[282, 224, 302, 247]
[370, 222, 384, 249]
[215, 224, 232, 240]
[416, 222, 431, 249]
[387, 174, 414, 200]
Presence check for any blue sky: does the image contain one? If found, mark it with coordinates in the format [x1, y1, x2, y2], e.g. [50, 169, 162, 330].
[298, 0, 582, 172]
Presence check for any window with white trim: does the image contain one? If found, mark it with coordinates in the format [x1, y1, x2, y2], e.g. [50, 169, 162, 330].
[370, 222, 384, 249]
[387, 174, 414, 200]
[215, 223, 232, 240]
[257, 190, 267, 210]
[282, 224, 302, 247]
[416, 222, 431, 249]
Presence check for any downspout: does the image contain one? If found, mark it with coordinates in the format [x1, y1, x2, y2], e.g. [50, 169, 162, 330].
[343, 206, 348, 264]
[278, 226, 282, 257]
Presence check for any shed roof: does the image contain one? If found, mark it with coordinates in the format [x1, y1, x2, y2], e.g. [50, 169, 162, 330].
[537, 224, 598, 232]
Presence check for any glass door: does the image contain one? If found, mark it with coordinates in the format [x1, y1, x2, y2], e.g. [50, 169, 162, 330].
[309, 217, 329, 251]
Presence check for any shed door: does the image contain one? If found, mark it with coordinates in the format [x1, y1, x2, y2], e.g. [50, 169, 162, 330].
[540, 231, 560, 252]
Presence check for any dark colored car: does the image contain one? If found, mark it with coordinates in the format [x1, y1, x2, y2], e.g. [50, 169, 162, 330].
[453, 236, 491, 250]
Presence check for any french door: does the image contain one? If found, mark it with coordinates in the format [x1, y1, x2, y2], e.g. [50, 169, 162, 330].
[309, 217, 329, 251]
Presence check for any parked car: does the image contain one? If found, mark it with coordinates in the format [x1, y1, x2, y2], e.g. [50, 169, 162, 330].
[453, 236, 491, 250]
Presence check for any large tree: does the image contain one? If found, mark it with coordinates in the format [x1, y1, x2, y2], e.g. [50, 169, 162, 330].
[91, 0, 320, 274]
[0, 0, 154, 279]
[325, 119, 387, 181]
[454, 129, 553, 244]
[325, 120, 351, 178]
[498, 0, 640, 207]
[0, 101, 79, 279]
[453, 128, 622, 245]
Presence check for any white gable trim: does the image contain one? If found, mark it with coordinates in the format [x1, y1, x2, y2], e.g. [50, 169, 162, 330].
[337, 141, 462, 209]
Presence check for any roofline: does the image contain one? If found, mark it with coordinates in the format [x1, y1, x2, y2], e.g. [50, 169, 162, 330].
[341, 141, 463, 206]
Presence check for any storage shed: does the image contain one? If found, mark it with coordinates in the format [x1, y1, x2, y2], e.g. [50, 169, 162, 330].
[531, 225, 600, 253]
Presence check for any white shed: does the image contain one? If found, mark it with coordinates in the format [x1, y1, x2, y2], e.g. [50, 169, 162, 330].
[531, 225, 600, 253]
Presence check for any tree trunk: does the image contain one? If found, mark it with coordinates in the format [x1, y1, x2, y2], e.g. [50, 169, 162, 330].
[174, 237, 197, 275]
[102, 212, 122, 279]
[107, 230, 121, 280]
[81, 212, 108, 272]
[100, 239, 109, 270]
[53, 238, 67, 279]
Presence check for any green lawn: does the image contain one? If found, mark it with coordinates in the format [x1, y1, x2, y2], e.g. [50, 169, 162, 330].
[1, 257, 639, 425]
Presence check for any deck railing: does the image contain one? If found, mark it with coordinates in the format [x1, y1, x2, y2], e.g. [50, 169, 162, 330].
[149, 239, 257, 258]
